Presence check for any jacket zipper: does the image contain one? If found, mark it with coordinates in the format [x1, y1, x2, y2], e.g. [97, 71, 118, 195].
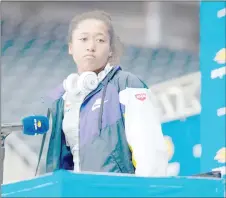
[77, 67, 120, 171]
[77, 85, 103, 172]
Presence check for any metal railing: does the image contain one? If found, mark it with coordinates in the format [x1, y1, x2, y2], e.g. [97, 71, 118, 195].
[150, 72, 201, 123]
[1, 126, 38, 184]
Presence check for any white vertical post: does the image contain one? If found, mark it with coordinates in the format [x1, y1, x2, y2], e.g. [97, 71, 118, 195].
[145, 2, 162, 48]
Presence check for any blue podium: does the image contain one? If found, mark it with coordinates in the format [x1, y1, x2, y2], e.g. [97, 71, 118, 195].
[1, 170, 225, 197]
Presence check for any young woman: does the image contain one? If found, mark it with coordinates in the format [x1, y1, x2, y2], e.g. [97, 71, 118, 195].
[37, 10, 168, 177]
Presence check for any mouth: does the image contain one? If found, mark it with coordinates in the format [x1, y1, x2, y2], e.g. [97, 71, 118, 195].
[84, 54, 95, 58]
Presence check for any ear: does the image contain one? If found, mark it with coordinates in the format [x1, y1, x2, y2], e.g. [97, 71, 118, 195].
[68, 43, 73, 55]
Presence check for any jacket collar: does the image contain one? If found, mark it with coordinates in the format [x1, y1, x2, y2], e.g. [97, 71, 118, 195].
[82, 66, 121, 104]
[47, 66, 121, 103]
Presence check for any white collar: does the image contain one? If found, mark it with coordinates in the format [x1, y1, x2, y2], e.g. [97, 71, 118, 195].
[97, 63, 113, 82]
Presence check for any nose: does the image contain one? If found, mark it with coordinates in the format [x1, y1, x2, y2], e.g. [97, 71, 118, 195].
[86, 39, 95, 52]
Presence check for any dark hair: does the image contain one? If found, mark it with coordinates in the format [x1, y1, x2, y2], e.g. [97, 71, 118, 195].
[68, 10, 123, 65]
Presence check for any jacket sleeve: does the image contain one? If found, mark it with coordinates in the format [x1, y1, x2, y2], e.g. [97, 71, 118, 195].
[36, 108, 54, 175]
[47, 99, 74, 172]
[37, 83, 69, 174]
[118, 72, 168, 177]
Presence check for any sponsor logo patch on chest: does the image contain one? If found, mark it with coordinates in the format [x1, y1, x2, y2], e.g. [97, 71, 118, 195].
[135, 93, 146, 101]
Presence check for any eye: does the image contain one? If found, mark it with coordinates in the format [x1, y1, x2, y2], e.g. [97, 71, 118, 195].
[79, 37, 87, 41]
[97, 39, 105, 43]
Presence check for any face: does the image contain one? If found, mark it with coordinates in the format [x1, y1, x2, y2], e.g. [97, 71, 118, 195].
[69, 19, 111, 74]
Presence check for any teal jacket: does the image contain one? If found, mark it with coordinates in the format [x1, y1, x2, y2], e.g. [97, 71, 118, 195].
[38, 66, 148, 174]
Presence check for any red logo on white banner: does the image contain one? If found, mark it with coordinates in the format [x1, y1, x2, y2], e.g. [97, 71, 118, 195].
[135, 93, 146, 101]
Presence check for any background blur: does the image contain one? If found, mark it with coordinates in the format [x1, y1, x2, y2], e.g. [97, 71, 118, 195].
[1, 1, 201, 183]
